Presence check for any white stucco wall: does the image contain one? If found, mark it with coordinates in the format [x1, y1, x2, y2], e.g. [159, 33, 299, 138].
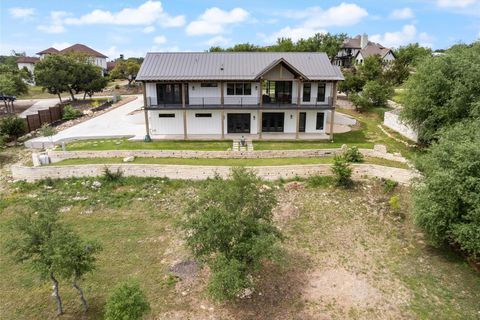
[17, 62, 35, 74]
[148, 109, 329, 135]
[383, 111, 418, 142]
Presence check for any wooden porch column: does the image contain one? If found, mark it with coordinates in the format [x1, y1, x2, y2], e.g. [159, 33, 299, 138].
[182, 82, 187, 140]
[142, 82, 151, 141]
[329, 81, 338, 141]
[220, 82, 225, 139]
[295, 78, 302, 139]
[259, 79, 263, 139]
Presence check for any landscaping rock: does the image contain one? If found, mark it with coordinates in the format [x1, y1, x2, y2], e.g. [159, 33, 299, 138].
[92, 180, 102, 189]
[374, 144, 387, 154]
[284, 181, 305, 192]
[123, 156, 135, 162]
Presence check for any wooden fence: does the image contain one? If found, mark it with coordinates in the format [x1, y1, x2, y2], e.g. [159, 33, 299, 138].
[26, 105, 64, 132]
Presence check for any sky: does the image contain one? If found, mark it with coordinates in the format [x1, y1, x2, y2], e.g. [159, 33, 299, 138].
[1, 0, 479, 60]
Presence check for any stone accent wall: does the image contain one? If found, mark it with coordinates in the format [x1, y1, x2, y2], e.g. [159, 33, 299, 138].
[383, 111, 418, 142]
[11, 163, 418, 184]
[47, 146, 407, 163]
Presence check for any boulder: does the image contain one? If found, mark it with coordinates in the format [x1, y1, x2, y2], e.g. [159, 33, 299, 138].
[123, 156, 135, 162]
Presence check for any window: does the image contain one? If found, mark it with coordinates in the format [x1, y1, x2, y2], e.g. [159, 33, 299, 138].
[201, 83, 218, 87]
[302, 83, 311, 102]
[316, 112, 325, 130]
[159, 113, 175, 118]
[156, 83, 183, 105]
[195, 113, 212, 117]
[317, 83, 326, 102]
[226, 83, 252, 96]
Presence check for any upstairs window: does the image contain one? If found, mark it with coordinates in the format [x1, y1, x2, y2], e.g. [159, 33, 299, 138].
[317, 83, 326, 102]
[227, 83, 252, 96]
[302, 83, 311, 102]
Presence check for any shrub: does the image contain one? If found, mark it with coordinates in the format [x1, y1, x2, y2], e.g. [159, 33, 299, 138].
[114, 84, 120, 90]
[362, 80, 394, 107]
[103, 167, 123, 182]
[331, 156, 353, 188]
[0, 116, 26, 141]
[343, 146, 364, 163]
[182, 167, 283, 300]
[62, 105, 83, 120]
[383, 179, 398, 193]
[39, 123, 56, 138]
[389, 195, 400, 211]
[104, 280, 150, 320]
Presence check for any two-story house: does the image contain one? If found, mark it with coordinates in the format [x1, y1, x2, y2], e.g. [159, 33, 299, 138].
[136, 52, 344, 140]
[334, 34, 395, 67]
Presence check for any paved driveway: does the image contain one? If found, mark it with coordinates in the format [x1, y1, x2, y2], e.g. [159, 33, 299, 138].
[25, 95, 145, 148]
[19, 98, 61, 118]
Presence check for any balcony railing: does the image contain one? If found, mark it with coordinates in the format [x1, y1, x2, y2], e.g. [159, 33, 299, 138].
[145, 96, 333, 109]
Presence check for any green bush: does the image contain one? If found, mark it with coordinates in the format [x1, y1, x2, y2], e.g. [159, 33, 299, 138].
[0, 116, 26, 141]
[306, 175, 334, 188]
[182, 167, 283, 300]
[343, 146, 364, 163]
[389, 195, 400, 211]
[103, 167, 123, 182]
[413, 119, 480, 258]
[104, 280, 150, 320]
[383, 179, 398, 193]
[62, 105, 83, 120]
[331, 156, 353, 188]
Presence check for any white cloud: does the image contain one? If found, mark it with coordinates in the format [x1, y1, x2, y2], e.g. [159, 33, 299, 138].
[263, 3, 367, 44]
[186, 7, 249, 36]
[370, 24, 434, 48]
[205, 36, 231, 46]
[153, 35, 167, 45]
[64, 1, 185, 27]
[143, 26, 155, 33]
[437, 0, 478, 8]
[103, 46, 146, 59]
[9, 7, 35, 19]
[37, 11, 69, 34]
[390, 8, 414, 20]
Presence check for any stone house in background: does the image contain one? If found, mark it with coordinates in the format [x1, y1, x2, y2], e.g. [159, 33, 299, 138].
[333, 34, 395, 67]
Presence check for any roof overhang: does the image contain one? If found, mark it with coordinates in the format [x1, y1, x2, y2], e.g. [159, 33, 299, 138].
[254, 58, 309, 81]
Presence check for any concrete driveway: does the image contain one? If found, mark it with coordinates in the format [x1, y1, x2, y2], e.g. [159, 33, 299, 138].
[19, 98, 61, 118]
[25, 95, 145, 148]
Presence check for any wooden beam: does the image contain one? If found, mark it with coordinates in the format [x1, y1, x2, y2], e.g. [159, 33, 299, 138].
[329, 81, 338, 141]
[142, 82, 150, 140]
[182, 82, 187, 140]
[296, 79, 301, 139]
[259, 79, 263, 139]
[220, 82, 225, 139]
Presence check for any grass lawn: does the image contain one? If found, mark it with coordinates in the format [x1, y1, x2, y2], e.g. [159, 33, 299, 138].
[1, 176, 479, 319]
[50, 156, 409, 169]
[66, 139, 232, 151]
[18, 86, 69, 100]
[392, 88, 407, 105]
[254, 129, 374, 150]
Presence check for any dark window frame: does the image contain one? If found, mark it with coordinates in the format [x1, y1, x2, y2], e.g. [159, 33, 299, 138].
[317, 82, 326, 102]
[302, 83, 311, 102]
[316, 112, 325, 130]
[200, 82, 218, 87]
[158, 113, 175, 118]
[195, 113, 212, 118]
[226, 82, 252, 96]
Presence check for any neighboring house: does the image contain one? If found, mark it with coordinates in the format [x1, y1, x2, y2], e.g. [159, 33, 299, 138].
[136, 52, 344, 140]
[334, 34, 395, 67]
[16, 56, 40, 75]
[17, 44, 108, 76]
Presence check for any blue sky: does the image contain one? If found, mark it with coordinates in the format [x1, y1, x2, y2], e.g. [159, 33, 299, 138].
[1, 0, 479, 60]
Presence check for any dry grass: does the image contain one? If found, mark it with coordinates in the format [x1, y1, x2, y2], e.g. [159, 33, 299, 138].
[0, 176, 479, 319]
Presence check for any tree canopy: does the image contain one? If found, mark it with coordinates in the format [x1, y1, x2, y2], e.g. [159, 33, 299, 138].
[401, 41, 480, 144]
[110, 58, 141, 86]
[413, 119, 480, 258]
[209, 32, 347, 60]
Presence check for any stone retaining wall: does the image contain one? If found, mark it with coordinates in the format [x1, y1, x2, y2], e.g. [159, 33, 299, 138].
[11, 163, 418, 184]
[46, 146, 407, 163]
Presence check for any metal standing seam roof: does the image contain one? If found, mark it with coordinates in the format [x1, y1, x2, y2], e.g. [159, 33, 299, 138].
[136, 52, 344, 81]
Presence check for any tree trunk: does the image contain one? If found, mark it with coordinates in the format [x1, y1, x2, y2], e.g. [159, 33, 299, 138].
[3, 99, 8, 114]
[127, 78, 133, 87]
[68, 87, 76, 101]
[10, 100, 15, 113]
[50, 272, 63, 316]
[57, 93, 63, 103]
[83, 92, 87, 100]
[73, 276, 88, 312]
